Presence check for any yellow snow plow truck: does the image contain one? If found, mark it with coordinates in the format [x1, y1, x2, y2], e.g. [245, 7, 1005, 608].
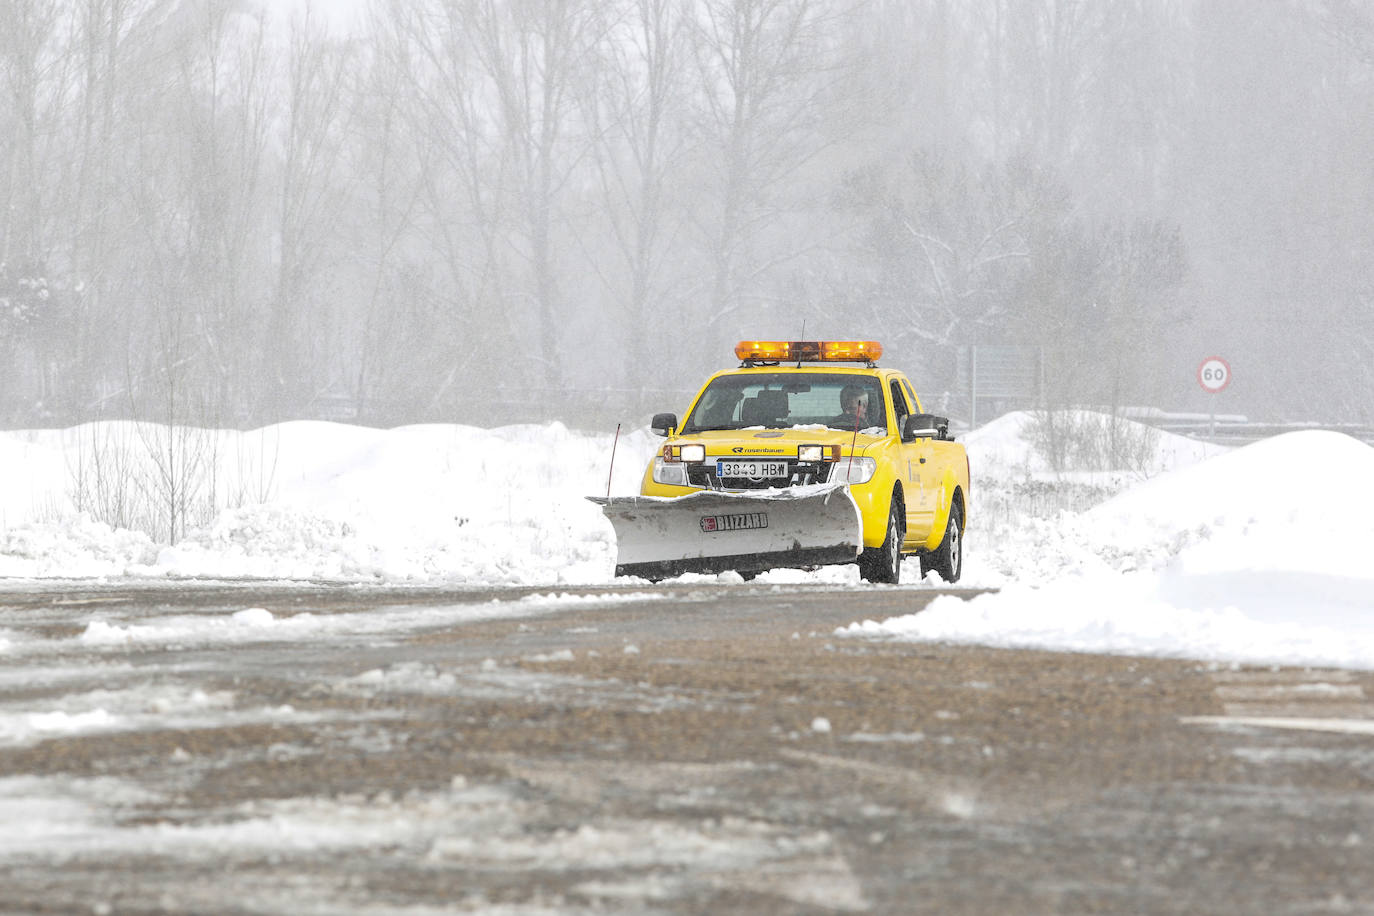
[590, 340, 970, 584]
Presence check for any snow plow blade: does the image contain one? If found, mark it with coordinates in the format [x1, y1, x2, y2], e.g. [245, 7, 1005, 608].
[589, 483, 862, 580]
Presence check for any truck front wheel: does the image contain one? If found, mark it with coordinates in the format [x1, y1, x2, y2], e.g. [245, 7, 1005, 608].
[859, 494, 904, 584]
[921, 499, 963, 583]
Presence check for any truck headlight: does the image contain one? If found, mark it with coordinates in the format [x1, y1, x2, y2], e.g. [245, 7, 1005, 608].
[831, 457, 876, 484]
[652, 457, 689, 486]
[798, 444, 838, 463]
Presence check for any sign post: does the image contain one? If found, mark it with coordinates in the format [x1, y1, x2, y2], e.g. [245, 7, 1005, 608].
[1197, 356, 1231, 437]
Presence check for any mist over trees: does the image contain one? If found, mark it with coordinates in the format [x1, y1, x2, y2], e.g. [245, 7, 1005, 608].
[2, 0, 1371, 429]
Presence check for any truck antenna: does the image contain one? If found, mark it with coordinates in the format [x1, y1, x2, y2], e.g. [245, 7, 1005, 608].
[606, 423, 621, 500]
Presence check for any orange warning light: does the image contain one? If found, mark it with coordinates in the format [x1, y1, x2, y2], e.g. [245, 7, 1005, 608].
[734, 340, 883, 363]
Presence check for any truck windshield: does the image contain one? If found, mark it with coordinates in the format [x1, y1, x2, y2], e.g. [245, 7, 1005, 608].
[681, 373, 886, 433]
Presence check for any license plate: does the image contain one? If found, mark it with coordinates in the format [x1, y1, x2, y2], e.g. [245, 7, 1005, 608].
[716, 459, 789, 479]
[701, 512, 769, 532]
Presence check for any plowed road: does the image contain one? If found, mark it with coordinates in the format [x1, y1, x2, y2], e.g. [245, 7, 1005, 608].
[1, 582, 1371, 914]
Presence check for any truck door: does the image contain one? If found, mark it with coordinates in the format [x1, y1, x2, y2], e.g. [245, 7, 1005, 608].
[891, 378, 935, 543]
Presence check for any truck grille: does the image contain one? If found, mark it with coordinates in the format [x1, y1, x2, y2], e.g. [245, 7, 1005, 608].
[686, 462, 832, 490]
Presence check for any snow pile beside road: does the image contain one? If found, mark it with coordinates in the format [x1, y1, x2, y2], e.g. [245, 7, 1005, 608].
[0, 421, 655, 585]
[845, 430, 1374, 669]
[955, 410, 1231, 588]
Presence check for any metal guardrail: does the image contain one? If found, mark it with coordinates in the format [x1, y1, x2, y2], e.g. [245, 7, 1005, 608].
[1152, 421, 1374, 447]
[1122, 408, 1374, 447]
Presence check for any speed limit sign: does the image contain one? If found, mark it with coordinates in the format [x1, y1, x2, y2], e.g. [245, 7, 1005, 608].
[1198, 356, 1231, 393]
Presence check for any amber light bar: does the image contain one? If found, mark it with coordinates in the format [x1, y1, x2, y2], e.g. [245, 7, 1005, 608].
[735, 340, 883, 363]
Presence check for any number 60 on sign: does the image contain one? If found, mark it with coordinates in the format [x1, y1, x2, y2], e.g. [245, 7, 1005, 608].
[1197, 356, 1231, 393]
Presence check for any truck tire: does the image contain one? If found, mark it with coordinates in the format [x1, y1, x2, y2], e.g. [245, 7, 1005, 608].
[924, 499, 963, 583]
[859, 494, 903, 584]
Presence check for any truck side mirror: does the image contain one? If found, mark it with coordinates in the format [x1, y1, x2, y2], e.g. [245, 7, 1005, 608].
[904, 413, 949, 441]
[651, 413, 678, 437]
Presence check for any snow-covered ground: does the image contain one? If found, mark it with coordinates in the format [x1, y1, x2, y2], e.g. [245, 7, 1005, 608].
[848, 415, 1374, 670]
[2, 412, 1373, 669]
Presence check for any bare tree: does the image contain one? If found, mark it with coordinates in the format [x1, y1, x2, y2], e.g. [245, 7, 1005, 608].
[351, 0, 502, 421]
[686, 0, 849, 354]
[588, 0, 691, 388]
[0, 0, 68, 414]
[461, 0, 610, 390]
[862, 151, 1032, 353]
[266, 7, 354, 417]
[0, 0, 62, 268]
[54, 1, 176, 419]
[984, 0, 1108, 164]
[177, 0, 273, 413]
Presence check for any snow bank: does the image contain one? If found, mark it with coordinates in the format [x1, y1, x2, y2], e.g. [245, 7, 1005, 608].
[0, 421, 658, 585]
[845, 428, 1374, 669]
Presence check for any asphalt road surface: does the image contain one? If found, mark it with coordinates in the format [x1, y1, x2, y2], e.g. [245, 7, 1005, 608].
[1, 581, 1371, 915]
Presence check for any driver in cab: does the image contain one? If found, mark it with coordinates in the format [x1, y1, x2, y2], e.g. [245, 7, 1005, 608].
[835, 384, 872, 431]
